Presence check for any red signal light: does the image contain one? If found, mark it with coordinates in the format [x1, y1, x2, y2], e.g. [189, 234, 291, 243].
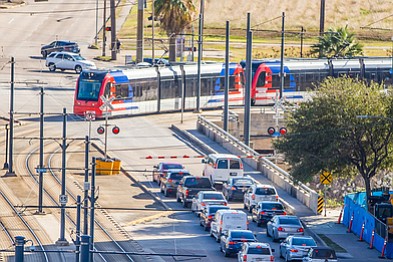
[97, 126, 105, 135]
[112, 126, 120, 135]
[105, 26, 111, 31]
[267, 127, 275, 136]
[279, 127, 287, 135]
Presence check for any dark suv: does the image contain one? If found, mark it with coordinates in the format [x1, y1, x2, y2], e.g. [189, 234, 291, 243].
[159, 169, 190, 197]
[176, 176, 214, 208]
[41, 40, 80, 58]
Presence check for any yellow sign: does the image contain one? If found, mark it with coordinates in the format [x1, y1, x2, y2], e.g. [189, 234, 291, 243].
[317, 196, 324, 214]
[320, 171, 332, 185]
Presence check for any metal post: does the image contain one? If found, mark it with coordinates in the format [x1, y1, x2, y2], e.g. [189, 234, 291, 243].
[196, 12, 203, 113]
[80, 235, 90, 262]
[102, 0, 107, 56]
[83, 136, 89, 235]
[95, 0, 98, 45]
[152, 0, 155, 62]
[324, 185, 327, 217]
[15, 236, 25, 262]
[279, 12, 285, 99]
[300, 26, 304, 58]
[191, 25, 195, 62]
[89, 157, 96, 262]
[244, 13, 252, 146]
[180, 65, 185, 124]
[57, 108, 68, 245]
[104, 110, 108, 159]
[156, 66, 161, 112]
[38, 87, 44, 214]
[136, 0, 144, 63]
[110, 0, 116, 60]
[75, 195, 81, 262]
[7, 57, 15, 176]
[320, 0, 325, 36]
[3, 124, 8, 169]
[223, 20, 230, 132]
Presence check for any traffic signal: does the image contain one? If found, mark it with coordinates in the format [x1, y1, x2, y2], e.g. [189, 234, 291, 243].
[279, 127, 287, 136]
[97, 126, 105, 135]
[112, 126, 120, 135]
[267, 127, 275, 136]
[105, 26, 111, 31]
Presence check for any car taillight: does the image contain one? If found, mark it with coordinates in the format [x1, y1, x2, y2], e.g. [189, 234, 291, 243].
[277, 227, 285, 232]
[185, 189, 189, 197]
[201, 202, 206, 206]
[231, 186, 236, 190]
[297, 228, 304, 233]
[270, 255, 274, 261]
[242, 254, 247, 262]
[240, 162, 243, 169]
[168, 179, 173, 183]
[213, 163, 217, 168]
[228, 241, 236, 245]
[208, 215, 213, 220]
[222, 202, 227, 206]
[251, 194, 255, 200]
[283, 211, 287, 215]
[290, 249, 298, 253]
[260, 211, 266, 215]
[275, 195, 279, 200]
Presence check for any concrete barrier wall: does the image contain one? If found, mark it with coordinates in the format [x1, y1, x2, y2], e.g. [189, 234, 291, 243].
[197, 115, 319, 214]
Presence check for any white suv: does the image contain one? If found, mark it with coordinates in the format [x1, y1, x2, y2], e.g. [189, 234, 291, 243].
[244, 184, 279, 212]
[45, 51, 96, 74]
[238, 242, 275, 262]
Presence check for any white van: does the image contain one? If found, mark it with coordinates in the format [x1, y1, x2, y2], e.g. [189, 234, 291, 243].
[202, 154, 244, 185]
[210, 209, 248, 242]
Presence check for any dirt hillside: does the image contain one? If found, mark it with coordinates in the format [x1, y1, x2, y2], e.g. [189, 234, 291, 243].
[202, 0, 393, 38]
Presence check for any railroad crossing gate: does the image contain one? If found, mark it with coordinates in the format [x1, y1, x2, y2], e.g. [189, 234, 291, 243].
[320, 171, 332, 185]
[317, 196, 324, 214]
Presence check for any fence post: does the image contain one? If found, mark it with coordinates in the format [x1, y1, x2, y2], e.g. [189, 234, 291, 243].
[15, 236, 25, 262]
[80, 235, 90, 262]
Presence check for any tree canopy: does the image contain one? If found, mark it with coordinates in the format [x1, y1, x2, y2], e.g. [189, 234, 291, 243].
[154, 0, 196, 61]
[311, 26, 363, 58]
[274, 77, 393, 202]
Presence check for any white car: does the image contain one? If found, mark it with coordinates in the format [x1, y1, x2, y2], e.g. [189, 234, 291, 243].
[191, 191, 227, 214]
[244, 184, 279, 212]
[45, 51, 96, 74]
[238, 242, 275, 261]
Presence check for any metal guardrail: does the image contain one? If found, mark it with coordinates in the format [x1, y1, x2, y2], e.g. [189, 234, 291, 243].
[197, 114, 318, 212]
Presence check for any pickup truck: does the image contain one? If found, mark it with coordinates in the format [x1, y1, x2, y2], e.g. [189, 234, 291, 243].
[176, 176, 215, 208]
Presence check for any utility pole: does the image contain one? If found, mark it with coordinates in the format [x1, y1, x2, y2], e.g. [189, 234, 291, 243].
[196, 0, 205, 112]
[136, 0, 144, 63]
[83, 136, 89, 235]
[244, 13, 252, 147]
[102, 0, 107, 56]
[110, 0, 117, 60]
[89, 157, 97, 262]
[300, 26, 304, 58]
[320, 0, 325, 35]
[152, 0, 155, 62]
[37, 87, 45, 214]
[6, 57, 15, 176]
[223, 20, 230, 132]
[280, 12, 285, 99]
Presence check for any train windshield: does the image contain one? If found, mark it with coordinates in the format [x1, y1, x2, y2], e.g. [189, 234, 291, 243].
[77, 71, 107, 101]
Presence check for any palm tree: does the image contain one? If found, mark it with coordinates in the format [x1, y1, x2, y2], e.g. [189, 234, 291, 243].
[311, 26, 363, 58]
[154, 0, 196, 61]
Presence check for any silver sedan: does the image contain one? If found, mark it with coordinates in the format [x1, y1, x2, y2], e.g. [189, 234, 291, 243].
[279, 235, 317, 261]
[266, 215, 304, 242]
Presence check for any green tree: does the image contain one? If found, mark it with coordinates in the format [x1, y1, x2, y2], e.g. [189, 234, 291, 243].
[274, 77, 393, 205]
[154, 0, 196, 61]
[311, 26, 363, 58]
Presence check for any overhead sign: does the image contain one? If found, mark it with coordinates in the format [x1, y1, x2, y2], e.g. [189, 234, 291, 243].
[320, 171, 332, 185]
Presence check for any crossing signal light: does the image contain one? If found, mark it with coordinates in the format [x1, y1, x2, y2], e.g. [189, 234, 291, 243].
[97, 126, 105, 135]
[105, 26, 111, 31]
[279, 127, 287, 136]
[267, 127, 275, 136]
[112, 126, 120, 135]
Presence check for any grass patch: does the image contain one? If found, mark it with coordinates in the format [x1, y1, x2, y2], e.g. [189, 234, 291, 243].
[318, 234, 347, 253]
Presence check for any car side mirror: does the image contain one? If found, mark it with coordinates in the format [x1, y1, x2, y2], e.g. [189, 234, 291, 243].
[202, 159, 207, 163]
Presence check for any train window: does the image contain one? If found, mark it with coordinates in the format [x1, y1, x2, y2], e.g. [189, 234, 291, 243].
[103, 83, 110, 97]
[256, 72, 266, 87]
[115, 84, 130, 99]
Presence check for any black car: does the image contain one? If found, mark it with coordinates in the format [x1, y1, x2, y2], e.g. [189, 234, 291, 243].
[251, 201, 286, 226]
[220, 230, 257, 257]
[222, 177, 254, 201]
[41, 40, 80, 58]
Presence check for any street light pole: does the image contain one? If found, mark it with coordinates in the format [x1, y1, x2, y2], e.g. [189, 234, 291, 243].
[3, 124, 8, 169]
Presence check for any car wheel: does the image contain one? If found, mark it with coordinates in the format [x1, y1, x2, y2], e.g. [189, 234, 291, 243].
[266, 227, 271, 237]
[160, 185, 164, 193]
[75, 65, 82, 74]
[215, 235, 220, 243]
[48, 63, 56, 72]
[203, 224, 209, 231]
[42, 51, 47, 58]
[199, 219, 203, 226]
[176, 195, 181, 203]
[164, 188, 169, 197]
[224, 249, 229, 257]
[182, 199, 189, 208]
[257, 221, 262, 227]
[243, 203, 247, 210]
[272, 231, 279, 242]
[249, 205, 253, 213]
[285, 253, 291, 262]
[279, 248, 284, 258]
[209, 228, 214, 237]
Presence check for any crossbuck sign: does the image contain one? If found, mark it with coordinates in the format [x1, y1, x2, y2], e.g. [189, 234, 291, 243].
[99, 95, 115, 112]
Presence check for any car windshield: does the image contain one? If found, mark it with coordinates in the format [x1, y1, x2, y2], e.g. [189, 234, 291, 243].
[209, 206, 230, 214]
[279, 218, 301, 226]
[233, 179, 253, 186]
[292, 238, 316, 246]
[184, 178, 211, 188]
[169, 173, 187, 180]
[262, 203, 284, 210]
[163, 164, 182, 169]
[248, 247, 271, 255]
[255, 187, 276, 195]
[313, 249, 337, 259]
[230, 231, 254, 239]
[72, 55, 85, 61]
[203, 193, 224, 200]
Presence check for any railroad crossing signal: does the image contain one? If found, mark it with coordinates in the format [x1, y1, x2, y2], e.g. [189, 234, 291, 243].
[320, 171, 332, 185]
[99, 95, 115, 112]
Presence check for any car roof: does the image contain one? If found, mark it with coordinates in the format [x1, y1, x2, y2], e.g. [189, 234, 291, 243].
[208, 153, 241, 159]
[255, 184, 276, 188]
[310, 247, 335, 251]
[51, 51, 79, 55]
[167, 169, 189, 173]
[159, 162, 183, 165]
[258, 201, 283, 204]
[200, 191, 222, 194]
[275, 215, 298, 219]
[228, 229, 253, 233]
[216, 209, 245, 214]
[207, 205, 230, 209]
